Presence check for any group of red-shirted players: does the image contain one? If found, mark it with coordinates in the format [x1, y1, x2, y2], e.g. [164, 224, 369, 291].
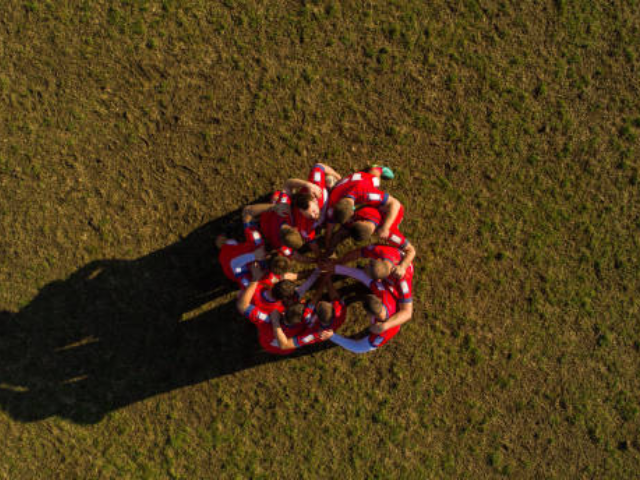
[216, 163, 416, 355]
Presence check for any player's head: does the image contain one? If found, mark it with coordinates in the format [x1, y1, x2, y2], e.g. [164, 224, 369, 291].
[272, 279, 296, 302]
[293, 192, 320, 221]
[215, 234, 228, 249]
[316, 301, 334, 327]
[280, 225, 304, 250]
[334, 198, 355, 224]
[363, 294, 384, 319]
[350, 221, 374, 243]
[284, 303, 305, 326]
[365, 259, 392, 280]
[269, 255, 291, 276]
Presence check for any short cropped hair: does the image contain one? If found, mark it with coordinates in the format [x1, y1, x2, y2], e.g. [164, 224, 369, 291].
[285, 303, 305, 325]
[272, 280, 296, 300]
[270, 255, 290, 276]
[371, 259, 391, 280]
[350, 222, 373, 243]
[363, 294, 383, 317]
[292, 192, 313, 211]
[333, 198, 354, 224]
[316, 301, 334, 327]
[280, 225, 304, 250]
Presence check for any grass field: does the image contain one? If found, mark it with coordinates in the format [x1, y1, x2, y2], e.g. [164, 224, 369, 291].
[1, 0, 639, 478]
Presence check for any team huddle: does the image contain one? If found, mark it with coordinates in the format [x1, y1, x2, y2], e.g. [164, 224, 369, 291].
[216, 163, 416, 354]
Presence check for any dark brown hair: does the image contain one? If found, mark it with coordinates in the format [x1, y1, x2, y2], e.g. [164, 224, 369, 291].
[363, 294, 383, 316]
[272, 280, 296, 300]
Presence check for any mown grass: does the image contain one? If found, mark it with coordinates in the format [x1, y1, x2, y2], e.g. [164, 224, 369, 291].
[1, 0, 639, 478]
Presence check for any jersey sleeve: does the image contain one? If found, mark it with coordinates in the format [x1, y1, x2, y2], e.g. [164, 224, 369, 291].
[261, 272, 281, 287]
[349, 185, 389, 208]
[270, 190, 291, 205]
[243, 305, 271, 326]
[243, 221, 264, 246]
[386, 231, 408, 249]
[307, 164, 327, 190]
[394, 277, 413, 303]
[292, 328, 324, 348]
[360, 244, 378, 259]
[277, 246, 293, 257]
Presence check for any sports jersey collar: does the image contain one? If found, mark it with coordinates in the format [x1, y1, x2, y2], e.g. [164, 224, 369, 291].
[261, 289, 277, 304]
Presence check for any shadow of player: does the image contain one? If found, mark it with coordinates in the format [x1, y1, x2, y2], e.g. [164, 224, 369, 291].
[0, 197, 331, 424]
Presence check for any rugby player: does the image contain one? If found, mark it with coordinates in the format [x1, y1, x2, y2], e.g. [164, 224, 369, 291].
[319, 265, 409, 353]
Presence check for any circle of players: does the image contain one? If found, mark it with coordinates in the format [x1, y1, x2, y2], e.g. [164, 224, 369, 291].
[216, 163, 416, 354]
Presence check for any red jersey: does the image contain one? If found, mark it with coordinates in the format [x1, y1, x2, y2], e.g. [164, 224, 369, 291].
[326, 171, 389, 222]
[259, 190, 294, 257]
[368, 282, 401, 348]
[256, 300, 317, 355]
[361, 244, 413, 303]
[242, 280, 286, 326]
[218, 223, 265, 289]
[292, 300, 347, 348]
[352, 205, 408, 249]
[292, 164, 329, 242]
[257, 320, 305, 355]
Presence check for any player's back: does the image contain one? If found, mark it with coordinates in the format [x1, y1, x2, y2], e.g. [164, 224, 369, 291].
[328, 171, 379, 207]
[219, 240, 258, 282]
[361, 244, 404, 265]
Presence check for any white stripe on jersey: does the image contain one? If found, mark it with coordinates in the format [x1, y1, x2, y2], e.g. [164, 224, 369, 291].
[390, 234, 401, 244]
[372, 176, 380, 188]
[314, 171, 321, 183]
[400, 281, 409, 294]
[252, 231, 261, 241]
[352, 173, 362, 181]
[258, 312, 269, 321]
[301, 334, 315, 344]
[368, 193, 382, 201]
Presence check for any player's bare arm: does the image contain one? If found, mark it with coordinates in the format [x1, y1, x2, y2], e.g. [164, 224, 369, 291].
[271, 311, 296, 350]
[243, 203, 277, 222]
[392, 243, 416, 279]
[316, 163, 341, 180]
[377, 195, 401, 240]
[290, 250, 317, 265]
[324, 222, 336, 250]
[369, 302, 413, 334]
[284, 178, 322, 199]
[236, 279, 259, 314]
[336, 248, 363, 265]
[326, 225, 351, 254]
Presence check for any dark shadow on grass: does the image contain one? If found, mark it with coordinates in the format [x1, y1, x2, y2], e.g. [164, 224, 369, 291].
[0, 196, 331, 424]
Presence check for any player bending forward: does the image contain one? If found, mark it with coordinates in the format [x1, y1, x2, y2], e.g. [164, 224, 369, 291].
[319, 265, 412, 353]
[270, 274, 347, 352]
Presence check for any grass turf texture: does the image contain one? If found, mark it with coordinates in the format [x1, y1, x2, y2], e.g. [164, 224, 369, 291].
[1, 0, 640, 477]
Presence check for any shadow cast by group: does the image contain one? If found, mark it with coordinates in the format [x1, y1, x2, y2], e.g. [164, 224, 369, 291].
[0, 198, 330, 424]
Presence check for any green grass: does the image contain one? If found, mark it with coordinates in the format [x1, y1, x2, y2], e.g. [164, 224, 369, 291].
[1, 0, 640, 478]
